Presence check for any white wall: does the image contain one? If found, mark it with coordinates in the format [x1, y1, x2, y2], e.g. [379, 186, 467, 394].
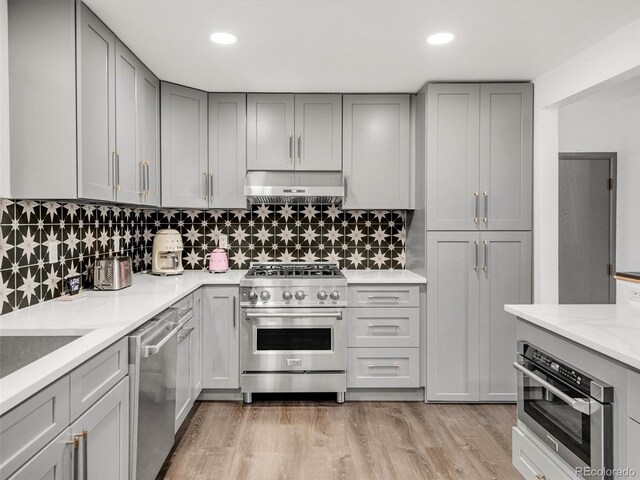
[558, 98, 616, 152]
[533, 16, 640, 303]
[0, 0, 10, 197]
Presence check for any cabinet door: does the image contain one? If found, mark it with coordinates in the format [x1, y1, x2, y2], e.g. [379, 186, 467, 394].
[77, 3, 116, 202]
[343, 95, 410, 209]
[161, 82, 208, 208]
[114, 40, 142, 205]
[209, 94, 247, 208]
[191, 289, 203, 399]
[202, 287, 239, 389]
[426, 84, 480, 230]
[6, 430, 72, 480]
[628, 419, 640, 476]
[175, 319, 193, 433]
[138, 65, 160, 206]
[247, 94, 295, 170]
[72, 377, 128, 480]
[479, 84, 533, 230]
[426, 232, 480, 402]
[478, 231, 532, 401]
[294, 94, 342, 171]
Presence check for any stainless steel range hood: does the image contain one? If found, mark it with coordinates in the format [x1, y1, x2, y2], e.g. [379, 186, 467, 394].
[244, 171, 345, 205]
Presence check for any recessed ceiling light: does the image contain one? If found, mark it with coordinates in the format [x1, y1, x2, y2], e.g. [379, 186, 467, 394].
[210, 32, 237, 45]
[427, 32, 455, 45]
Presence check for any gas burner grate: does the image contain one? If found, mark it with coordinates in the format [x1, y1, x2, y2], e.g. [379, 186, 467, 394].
[245, 262, 343, 279]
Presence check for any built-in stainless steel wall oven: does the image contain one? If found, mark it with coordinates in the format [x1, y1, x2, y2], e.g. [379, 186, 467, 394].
[514, 341, 614, 479]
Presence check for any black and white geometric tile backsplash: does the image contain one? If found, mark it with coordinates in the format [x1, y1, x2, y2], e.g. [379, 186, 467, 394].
[0, 199, 406, 314]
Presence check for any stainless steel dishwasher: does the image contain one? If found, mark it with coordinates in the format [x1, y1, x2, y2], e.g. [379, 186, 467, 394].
[129, 306, 193, 480]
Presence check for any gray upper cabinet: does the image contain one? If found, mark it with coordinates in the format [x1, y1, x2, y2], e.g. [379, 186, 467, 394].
[161, 82, 209, 208]
[478, 231, 531, 401]
[426, 84, 480, 230]
[426, 232, 480, 402]
[138, 65, 161, 206]
[343, 95, 411, 209]
[479, 84, 533, 230]
[294, 94, 342, 171]
[247, 94, 295, 170]
[209, 93, 247, 208]
[426, 83, 532, 231]
[77, 2, 116, 202]
[202, 287, 239, 389]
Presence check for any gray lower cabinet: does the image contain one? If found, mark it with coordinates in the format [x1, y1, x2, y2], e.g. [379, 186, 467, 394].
[71, 377, 129, 480]
[342, 95, 411, 209]
[426, 83, 532, 231]
[191, 288, 204, 399]
[426, 231, 531, 402]
[6, 429, 72, 480]
[77, 2, 116, 202]
[348, 307, 419, 348]
[208, 94, 247, 208]
[247, 94, 295, 170]
[161, 82, 209, 208]
[348, 348, 419, 388]
[202, 287, 239, 389]
[175, 317, 194, 433]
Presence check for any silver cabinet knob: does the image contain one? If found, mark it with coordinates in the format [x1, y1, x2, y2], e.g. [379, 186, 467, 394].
[295, 290, 306, 300]
[317, 290, 328, 301]
[248, 291, 258, 302]
[260, 290, 271, 301]
[330, 290, 341, 301]
[282, 290, 293, 301]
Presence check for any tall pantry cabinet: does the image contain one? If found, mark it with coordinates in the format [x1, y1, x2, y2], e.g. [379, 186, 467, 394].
[422, 83, 533, 402]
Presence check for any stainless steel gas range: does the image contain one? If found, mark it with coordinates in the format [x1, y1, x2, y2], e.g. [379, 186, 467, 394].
[239, 262, 347, 404]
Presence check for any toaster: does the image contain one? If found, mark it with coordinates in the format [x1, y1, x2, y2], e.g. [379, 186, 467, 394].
[93, 257, 133, 290]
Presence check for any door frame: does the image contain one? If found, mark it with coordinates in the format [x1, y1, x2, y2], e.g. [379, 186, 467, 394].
[558, 152, 617, 303]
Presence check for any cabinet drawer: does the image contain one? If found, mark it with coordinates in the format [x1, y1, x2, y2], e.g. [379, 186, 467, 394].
[628, 370, 640, 421]
[0, 376, 70, 480]
[512, 427, 573, 480]
[69, 338, 127, 421]
[348, 308, 419, 347]
[348, 286, 419, 307]
[347, 348, 419, 388]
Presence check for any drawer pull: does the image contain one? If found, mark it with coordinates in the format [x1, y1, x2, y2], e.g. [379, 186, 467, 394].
[368, 295, 400, 302]
[368, 324, 400, 329]
[368, 364, 400, 369]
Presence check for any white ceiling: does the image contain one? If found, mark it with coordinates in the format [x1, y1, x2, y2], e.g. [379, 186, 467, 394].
[85, 0, 640, 93]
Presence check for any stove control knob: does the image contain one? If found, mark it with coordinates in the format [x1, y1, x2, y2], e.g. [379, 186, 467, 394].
[317, 290, 328, 301]
[282, 290, 293, 301]
[295, 290, 306, 300]
[248, 291, 258, 302]
[260, 290, 271, 301]
[330, 290, 341, 301]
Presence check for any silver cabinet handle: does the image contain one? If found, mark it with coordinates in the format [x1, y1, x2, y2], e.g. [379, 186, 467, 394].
[367, 295, 400, 302]
[115, 150, 121, 191]
[145, 161, 150, 196]
[297, 134, 302, 164]
[178, 326, 195, 342]
[482, 191, 488, 223]
[474, 192, 479, 223]
[209, 171, 214, 202]
[288, 134, 293, 163]
[112, 151, 118, 192]
[343, 175, 348, 203]
[368, 324, 400, 329]
[513, 362, 591, 415]
[233, 296, 237, 328]
[203, 171, 209, 200]
[483, 241, 488, 272]
[139, 161, 145, 195]
[474, 240, 479, 272]
[66, 435, 80, 480]
[368, 364, 400, 369]
[245, 311, 342, 319]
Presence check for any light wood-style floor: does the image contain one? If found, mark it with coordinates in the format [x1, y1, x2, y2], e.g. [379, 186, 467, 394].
[161, 399, 521, 480]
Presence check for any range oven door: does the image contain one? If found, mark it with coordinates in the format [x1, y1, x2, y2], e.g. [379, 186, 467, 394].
[514, 357, 612, 478]
[241, 308, 346, 373]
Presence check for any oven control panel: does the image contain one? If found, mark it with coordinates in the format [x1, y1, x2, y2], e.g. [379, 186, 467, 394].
[239, 286, 347, 307]
[531, 349, 583, 387]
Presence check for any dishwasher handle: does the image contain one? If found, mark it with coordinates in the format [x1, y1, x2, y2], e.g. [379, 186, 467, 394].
[142, 323, 182, 358]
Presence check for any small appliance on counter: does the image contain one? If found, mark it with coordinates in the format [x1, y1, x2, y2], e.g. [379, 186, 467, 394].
[206, 248, 229, 273]
[93, 257, 133, 290]
[152, 229, 184, 275]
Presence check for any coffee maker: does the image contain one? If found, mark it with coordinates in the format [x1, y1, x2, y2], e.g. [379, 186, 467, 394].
[152, 229, 184, 275]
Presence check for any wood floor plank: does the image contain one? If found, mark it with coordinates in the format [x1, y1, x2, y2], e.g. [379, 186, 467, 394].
[161, 401, 522, 480]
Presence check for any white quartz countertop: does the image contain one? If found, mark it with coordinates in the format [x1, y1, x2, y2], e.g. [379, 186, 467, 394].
[342, 270, 426, 284]
[0, 268, 426, 413]
[505, 304, 640, 371]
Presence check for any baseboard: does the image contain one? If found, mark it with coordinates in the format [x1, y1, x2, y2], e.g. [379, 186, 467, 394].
[197, 389, 243, 401]
[346, 388, 425, 401]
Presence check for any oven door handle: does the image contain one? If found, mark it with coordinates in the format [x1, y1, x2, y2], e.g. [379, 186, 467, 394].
[245, 311, 343, 319]
[513, 362, 591, 415]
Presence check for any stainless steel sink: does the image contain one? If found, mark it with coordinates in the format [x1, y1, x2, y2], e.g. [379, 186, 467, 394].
[0, 336, 82, 379]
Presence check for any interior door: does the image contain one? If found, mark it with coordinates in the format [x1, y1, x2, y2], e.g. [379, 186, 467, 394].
[559, 154, 615, 304]
[294, 94, 342, 171]
[426, 232, 480, 402]
[247, 94, 295, 170]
